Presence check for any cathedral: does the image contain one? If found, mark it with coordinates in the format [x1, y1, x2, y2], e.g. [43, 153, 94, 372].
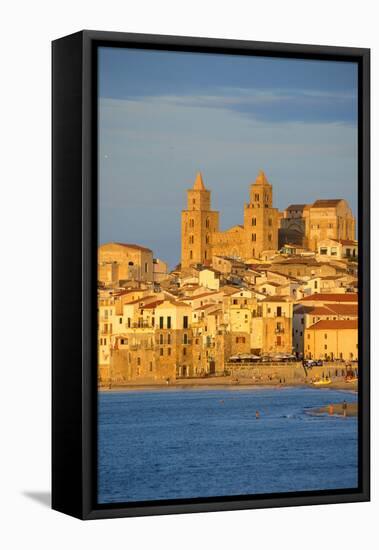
[181, 170, 356, 268]
[181, 170, 280, 268]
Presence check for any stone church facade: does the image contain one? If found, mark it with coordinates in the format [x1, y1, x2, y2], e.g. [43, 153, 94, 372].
[181, 170, 281, 268]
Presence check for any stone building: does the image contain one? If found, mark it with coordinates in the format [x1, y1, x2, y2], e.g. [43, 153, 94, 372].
[304, 319, 358, 361]
[181, 170, 280, 267]
[181, 172, 220, 267]
[280, 199, 355, 251]
[98, 242, 154, 283]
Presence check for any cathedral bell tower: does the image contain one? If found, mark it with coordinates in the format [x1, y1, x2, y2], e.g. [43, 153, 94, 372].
[181, 172, 219, 268]
[243, 170, 279, 258]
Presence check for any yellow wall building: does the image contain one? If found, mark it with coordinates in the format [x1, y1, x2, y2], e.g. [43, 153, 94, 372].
[304, 319, 358, 360]
[98, 242, 154, 283]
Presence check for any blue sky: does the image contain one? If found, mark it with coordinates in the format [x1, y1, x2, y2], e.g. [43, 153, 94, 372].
[98, 47, 358, 268]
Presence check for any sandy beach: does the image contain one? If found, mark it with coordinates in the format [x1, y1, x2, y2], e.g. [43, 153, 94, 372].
[99, 376, 358, 393]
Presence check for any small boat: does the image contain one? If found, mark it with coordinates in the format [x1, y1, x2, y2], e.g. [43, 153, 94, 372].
[312, 379, 332, 386]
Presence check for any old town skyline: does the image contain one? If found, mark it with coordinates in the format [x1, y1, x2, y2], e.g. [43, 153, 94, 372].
[97, 168, 358, 387]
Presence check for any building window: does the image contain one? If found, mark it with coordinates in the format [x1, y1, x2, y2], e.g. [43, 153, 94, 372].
[127, 318, 131, 328]
[145, 262, 148, 273]
[183, 333, 188, 344]
[268, 234, 272, 242]
[168, 348, 171, 356]
[276, 336, 281, 346]
[190, 219, 194, 228]
[167, 333, 171, 345]
[324, 333, 328, 339]
[119, 317, 122, 324]
[183, 316, 188, 329]
[331, 247, 337, 256]
[189, 235, 194, 244]
[206, 218, 210, 228]
[150, 362, 153, 372]
[252, 233, 256, 242]
[137, 357, 141, 366]
[190, 250, 193, 260]
[160, 348, 163, 356]
[276, 306, 282, 317]
[268, 218, 272, 227]
[206, 234, 210, 244]
[255, 193, 259, 202]
[159, 334, 164, 345]
[183, 348, 187, 356]
[324, 344, 327, 350]
[252, 217, 256, 226]
[167, 316, 171, 329]
[159, 316, 164, 329]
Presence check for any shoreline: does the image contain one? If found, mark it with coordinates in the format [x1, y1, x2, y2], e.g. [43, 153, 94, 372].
[307, 402, 358, 417]
[98, 378, 357, 393]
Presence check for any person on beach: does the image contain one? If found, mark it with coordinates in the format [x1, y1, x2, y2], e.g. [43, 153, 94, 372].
[342, 400, 347, 417]
[255, 410, 260, 419]
[329, 404, 334, 415]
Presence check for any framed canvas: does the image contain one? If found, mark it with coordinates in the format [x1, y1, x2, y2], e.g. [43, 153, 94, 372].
[52, 30, 370, 520]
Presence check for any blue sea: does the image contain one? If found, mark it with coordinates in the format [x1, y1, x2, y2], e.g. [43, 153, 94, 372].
[98, 387, 358, 504]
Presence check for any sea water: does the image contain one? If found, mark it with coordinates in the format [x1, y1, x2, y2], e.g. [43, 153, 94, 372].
[98, 387, 358, 504]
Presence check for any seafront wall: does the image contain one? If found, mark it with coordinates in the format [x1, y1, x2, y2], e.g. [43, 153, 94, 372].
[225, 361, 358, 383]
[225, 361, 306, 382]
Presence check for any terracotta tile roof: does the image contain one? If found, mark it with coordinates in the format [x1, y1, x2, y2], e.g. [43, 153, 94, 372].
[307, 319, 358, 330]
[278, 258, 320, 266]
[311, 199, 343, 208]
[262, 296, 293, 303]
[293, 305, 314, 315]
[124, 295, 156, 306]
[140, 300, 164, 309]
[325, 303, 358, 316]
[301, 293, 358, 303]
[308, 306, 335, 316]
[220, 286, 242, 295]
[114, 242, 152, 253]
[339, 239, 358, 246]
[258, 281, 282, 287]
[286, 204, 307, 211]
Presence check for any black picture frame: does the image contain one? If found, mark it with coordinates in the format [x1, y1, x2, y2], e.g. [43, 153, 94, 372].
[52, 30, 370, 520]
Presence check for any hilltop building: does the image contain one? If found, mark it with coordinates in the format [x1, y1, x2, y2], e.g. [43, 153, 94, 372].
[280, 199, 355, 251]
[181, 170, 280, 268]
